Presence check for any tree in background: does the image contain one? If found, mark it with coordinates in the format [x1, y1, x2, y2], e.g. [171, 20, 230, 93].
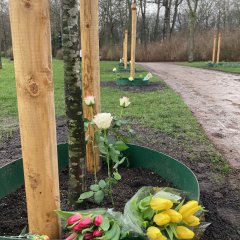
[186, 0, 199, 62]
[62, 0, 86, 208]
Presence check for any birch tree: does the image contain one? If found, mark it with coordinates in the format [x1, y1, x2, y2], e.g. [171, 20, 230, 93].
[62, 0, 86, 208]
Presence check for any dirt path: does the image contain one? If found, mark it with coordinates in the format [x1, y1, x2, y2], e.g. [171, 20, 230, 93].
[139, 62, 240, 169]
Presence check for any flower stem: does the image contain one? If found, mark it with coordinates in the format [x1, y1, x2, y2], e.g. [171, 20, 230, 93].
[90, 106, 98, 183]
[104, 129, 115, 207]
[120, 107, 124, 118]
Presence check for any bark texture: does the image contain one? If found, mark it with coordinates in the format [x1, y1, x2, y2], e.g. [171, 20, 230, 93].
[62, 0, 86, 207]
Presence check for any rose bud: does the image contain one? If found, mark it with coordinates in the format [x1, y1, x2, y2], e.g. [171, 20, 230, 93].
[94, 215, 103, 226]
[93, 229, 103, 237]
[66, 233, 78, 240]
[77, 217, 92, 228]
[67, 213, 82, 225]
[83, 232, 93, 240]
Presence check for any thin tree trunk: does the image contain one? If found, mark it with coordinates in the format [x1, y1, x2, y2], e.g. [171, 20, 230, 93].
[62, 0, 86, 208]
[188, 17, 195, 62]
[0, 38, 2, 69]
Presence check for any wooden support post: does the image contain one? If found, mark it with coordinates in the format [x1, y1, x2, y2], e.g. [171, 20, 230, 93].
[8, 0, 60, 238]
[130, 0, 137, 79]
[212, 31, 217, 64]
[216, 32, 222, 64]
[123, 30, 128, 69]
[80, 0, 101, 173]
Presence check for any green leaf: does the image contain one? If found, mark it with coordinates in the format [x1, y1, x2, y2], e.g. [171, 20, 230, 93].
[142, 208, 154, 220]
[85, 135, 90, 142]
[99, 179, 107, 189]
[109, 147, 120, 163]
[114, 141, 129, 151]
[84, 121, 90, 131]
[94, 190, 105, 204]
[79, 191, 94, 200]
[99, 143, 107, 154]
[100, 216, 110, 231]
[94, 131, 101, 142]
[138, 196, 152, 211]
[166, 226, 174, 240]
[55, 210, 76, 220]
[90, 184, 100, 192]
[113, 172, 121, 181]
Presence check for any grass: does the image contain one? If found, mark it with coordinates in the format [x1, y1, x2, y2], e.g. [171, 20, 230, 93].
[178, 61, 240, 74]
[0, 58, 230, 172]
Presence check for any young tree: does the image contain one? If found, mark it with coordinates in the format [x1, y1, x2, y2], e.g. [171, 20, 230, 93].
[62, 0, 86, 208]
[186, 0, 199, 62]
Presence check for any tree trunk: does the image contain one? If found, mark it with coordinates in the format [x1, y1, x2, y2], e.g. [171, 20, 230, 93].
[62, 0, 86, 208]
[0, 39, 2, 69]
[188, 17, 195, 62]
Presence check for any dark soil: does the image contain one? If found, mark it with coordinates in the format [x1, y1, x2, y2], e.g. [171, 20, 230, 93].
[101, 81, 166, 92]
[0, 118, 240, 239]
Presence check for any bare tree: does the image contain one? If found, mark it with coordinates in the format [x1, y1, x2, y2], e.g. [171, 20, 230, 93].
[186, 0, 199, 62]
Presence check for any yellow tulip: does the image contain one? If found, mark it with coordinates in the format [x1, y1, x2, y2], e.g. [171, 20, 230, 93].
[156, 236, 167, 240]
[176, 226, 195, 239]
[165, 209, 183, 223]
[184, 215, 200, 226]
[147, 227, 162, 240]
[179, 201, 201, 218]
[150, 198, 173, 211]
[153, 213, 171, 226]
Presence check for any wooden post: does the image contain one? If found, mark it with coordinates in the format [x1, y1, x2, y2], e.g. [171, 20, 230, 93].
[8, 0, 60, 238]
[80, 0, 101, 173]
[130, 0, 137, 79]
[212, 31, 217, 64]
[123, 30, 128, 69]
[216, 32, 222, 64]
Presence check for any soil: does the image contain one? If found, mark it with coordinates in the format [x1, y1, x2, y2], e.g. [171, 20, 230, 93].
[101, 81, 166, 92]
[139, 62, 240, 169]
[0, 119, 240, 239]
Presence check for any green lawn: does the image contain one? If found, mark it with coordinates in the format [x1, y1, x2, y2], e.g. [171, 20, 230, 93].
[178, 61, 240, 74]
[0, 58, 229, 172]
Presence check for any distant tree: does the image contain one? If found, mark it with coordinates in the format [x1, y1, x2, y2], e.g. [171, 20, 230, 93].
[62, 0, 86, 208]
[186, 0, 199, 62]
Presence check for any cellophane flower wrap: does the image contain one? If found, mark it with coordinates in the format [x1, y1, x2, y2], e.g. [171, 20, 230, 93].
[123, 187, 210, 240]
[56, 208, 132, 240]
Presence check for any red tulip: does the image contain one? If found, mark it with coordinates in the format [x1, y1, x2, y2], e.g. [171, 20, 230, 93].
[77, 217, 92, 228]
[94, 215, 103, 226]
[92, 229, 103, 237]
[72, 223, 83, 232]
[83, 232, 93, 240]
[66, 233, 77, 240]
[67, 213, 82, 225]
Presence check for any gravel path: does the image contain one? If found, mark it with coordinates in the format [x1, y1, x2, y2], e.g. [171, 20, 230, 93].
[139, 62, 240, 169]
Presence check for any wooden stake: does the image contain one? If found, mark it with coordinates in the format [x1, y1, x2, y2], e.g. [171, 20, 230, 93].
[212, 31, 217, 64]
[130, 0, 137, 79]
[8, 0, 60, 238]
[80, 0, 101, 173]
[123, 30, 128, 69]
[217, 32, 222, 64]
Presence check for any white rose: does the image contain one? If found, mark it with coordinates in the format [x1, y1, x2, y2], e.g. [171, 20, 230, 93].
[84, 96, 95, 106]
[93, 113, 113, 129]
[128, 76, 134, 81]
[120, 97, 131, 108]
[113, 68, 117, 72]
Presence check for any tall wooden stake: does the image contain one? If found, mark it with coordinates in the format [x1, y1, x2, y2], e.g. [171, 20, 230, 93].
[123, 30, 128, 69]
[130, 0, 137, 79]
[217, 32, 222, 64]
[212, 31, 217, 64]
[9, 0, 60, 238]
[80, 0, 101, 173]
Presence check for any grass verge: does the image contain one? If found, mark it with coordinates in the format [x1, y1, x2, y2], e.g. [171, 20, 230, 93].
[0, 58, 230, 172]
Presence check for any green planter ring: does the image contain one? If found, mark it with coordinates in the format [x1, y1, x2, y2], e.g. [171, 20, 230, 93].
[116, 78, 149, 86]
[0, 144, 199, 200]
[0, 144, 199, 239]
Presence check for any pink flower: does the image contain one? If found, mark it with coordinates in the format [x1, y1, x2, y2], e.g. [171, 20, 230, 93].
[77, 217, 92, 228]
[93, 229, 103, 237]
[94, 215, 103, 226]
[83, 232, 93, 240]
[66, 233, 77, 240]
[72, 223, 83, 232]
[67, 213, 82, 225]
